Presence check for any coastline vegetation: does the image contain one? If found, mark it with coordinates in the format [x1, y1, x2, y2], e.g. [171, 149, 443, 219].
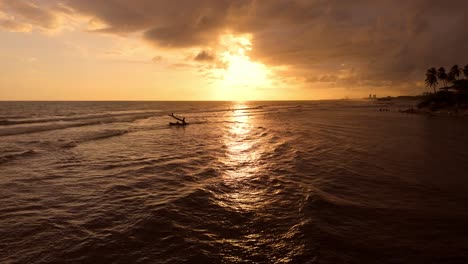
[418, 64, 468, 112]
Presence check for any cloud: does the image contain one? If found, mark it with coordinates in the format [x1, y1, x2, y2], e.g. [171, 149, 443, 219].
[307, 75, 340, 83]
[0, 0, 61, 31]
[168, 62, 194, 69]
[194, 50, 215, 61]
[0, 18, 32, 32]
[152, 55, 163, 62]
[2, 0, 468, 92]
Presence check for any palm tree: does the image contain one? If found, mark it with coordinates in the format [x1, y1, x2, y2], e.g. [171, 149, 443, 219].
[463, 64, 468, 79]
[447, 72, 456, 85]
[449, 64, 462, 80]
[425, 67, 438, 93]
[437, 67, 448, 87]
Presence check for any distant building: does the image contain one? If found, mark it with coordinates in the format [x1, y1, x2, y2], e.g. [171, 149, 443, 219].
[373, 94, 377, 99]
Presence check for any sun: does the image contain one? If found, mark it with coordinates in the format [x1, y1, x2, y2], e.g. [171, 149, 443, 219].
[213, 34, 272, 101]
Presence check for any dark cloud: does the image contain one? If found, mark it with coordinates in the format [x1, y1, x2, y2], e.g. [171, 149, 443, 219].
[144, 25, 211, 48]
[65, 0, 252, 46]
[194, 50, 215, 61]
[2, 0, 468, 90]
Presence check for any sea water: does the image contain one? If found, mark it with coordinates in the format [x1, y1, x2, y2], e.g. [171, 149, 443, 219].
[1, 101, 468, 263]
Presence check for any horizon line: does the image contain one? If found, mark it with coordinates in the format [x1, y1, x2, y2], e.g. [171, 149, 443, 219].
[0, 99, 366, 102]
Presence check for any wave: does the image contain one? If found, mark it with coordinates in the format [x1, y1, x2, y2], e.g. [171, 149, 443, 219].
[0, 112, 157, 137]
[0, 150, 37, 164]
[175, 105, 268, 117]
[84, 129, 128, 141]
[61, 130, 129, 148]
[0, 119, 12, 125]
[0, 110, 160, 126]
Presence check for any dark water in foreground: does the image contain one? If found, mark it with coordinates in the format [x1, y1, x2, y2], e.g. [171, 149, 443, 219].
[1, 101, 468, 264]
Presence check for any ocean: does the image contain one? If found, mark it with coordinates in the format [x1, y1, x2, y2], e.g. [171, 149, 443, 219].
[1, 101, 468, 263]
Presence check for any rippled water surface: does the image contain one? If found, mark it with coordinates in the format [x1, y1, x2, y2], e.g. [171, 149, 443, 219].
[1, 101, 468, 264]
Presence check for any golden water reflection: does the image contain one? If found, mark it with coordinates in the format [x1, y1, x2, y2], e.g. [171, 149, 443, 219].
[217, 104, 267, 212]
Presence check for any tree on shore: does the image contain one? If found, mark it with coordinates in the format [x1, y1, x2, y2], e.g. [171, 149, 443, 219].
[447, 71, 456, 84]
[450, 65, 462, 80]
[437, 67, 448, 87]
[425, 67, 438, 93]
[425, 64, 468, 93]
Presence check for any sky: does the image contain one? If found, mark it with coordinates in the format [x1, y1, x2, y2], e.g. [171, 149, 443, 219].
[1, 0, 467, 101]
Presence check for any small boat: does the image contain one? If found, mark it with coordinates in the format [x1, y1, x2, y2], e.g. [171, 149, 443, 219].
[169, 122, 188, 126]
[168, 113, 188, 126]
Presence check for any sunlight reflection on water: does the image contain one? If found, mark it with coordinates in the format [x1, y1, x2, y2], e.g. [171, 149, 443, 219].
[217, 104, 267, 212]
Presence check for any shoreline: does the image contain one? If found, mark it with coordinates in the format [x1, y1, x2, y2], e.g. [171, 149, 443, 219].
[399, 107, 468, 117]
